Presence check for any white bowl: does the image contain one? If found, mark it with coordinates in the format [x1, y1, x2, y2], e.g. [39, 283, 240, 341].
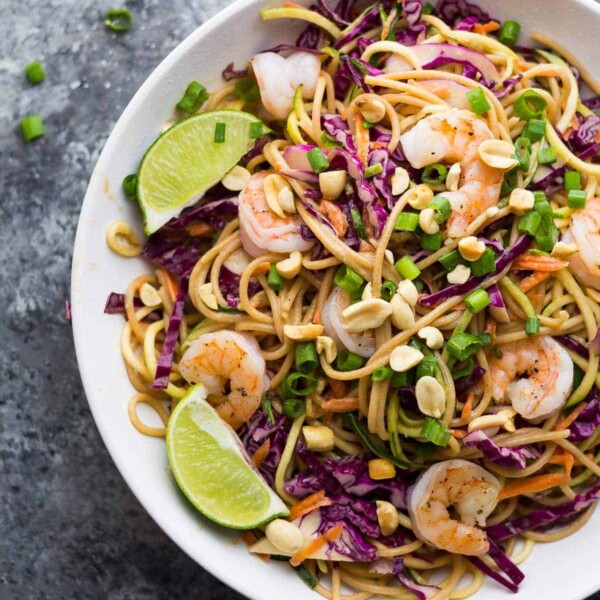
[71, 1, 600, 598]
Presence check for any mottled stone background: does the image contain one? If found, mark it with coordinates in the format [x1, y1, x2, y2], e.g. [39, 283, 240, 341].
[0, 1, 599, 599]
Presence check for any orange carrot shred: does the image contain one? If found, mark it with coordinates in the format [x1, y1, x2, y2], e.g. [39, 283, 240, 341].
[328, 377, 348, 399]
[289, 490, 333, 521]
[461, 393, 475, 422]
[473, 21, 501, 34]
[498, 473, 570, 501]
[556, 402, 588, 431]
[253, 261, 271, 276]
[160, 268, 178, 303]
[321, 397, 360, 413]
[451, 429, 467, 439]
[313, 309, 322, 325]
[520, 271, 551, 293]
[511, 255, 569, 272]
[252, 439, 271, 469]
[354, 114, 370, 165]
[290, 524, 344, 567]
[185, 222, 213, 237]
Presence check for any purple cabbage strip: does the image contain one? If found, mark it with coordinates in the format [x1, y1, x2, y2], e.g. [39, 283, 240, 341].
[334, 4, 380, 50]
[141, 234, 203, 279]
[488, 540, 525, 587]
[464, 430, 538, 470]
[261, 43, 323, 56]
[219, 266, 260, 309]
[164, 196, 239, 231]
[396, 0, 427, 45]
[393, 557, 439, 600]
[421, 54, 494, 88]
[567, 387, 600, 443]
[296, 20, 322, 49]
[321, 114, 357, 151]
[494, 74, 523, 99]
[104, 292, 144, 315]
[316, 0, 350, 26]
[338, 55, 372, 93]
[328, 146, 365, 179]
[466, 555, 519, 593]
[487, 479, 600, 541]
[583, 96, 600, 111]
[339, 194, 362, 250]
[420, 235, 530, 307]
[556, 335, 589, 359]
[152, 281, 187, 389]
[222, 62, 248, 81]
[528, 165, 567, 194]
[454, 365, 485, 394]
[435, 0, 496, 27]
[369, 146, 396, 208]
[591, 328, 600, 356]
[569, 114, 600, 154]
[302, 201, 339, 237]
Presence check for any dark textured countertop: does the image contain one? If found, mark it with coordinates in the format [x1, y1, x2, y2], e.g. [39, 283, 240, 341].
[0, 1, 598, 599]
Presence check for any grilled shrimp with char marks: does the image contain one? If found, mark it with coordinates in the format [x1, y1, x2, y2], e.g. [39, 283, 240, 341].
[179, 330, 269, 430]
[400, 108, 503, 237]
[408, 459, 501, 556]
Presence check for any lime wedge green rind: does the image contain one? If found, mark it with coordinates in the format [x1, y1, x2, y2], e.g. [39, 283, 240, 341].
[166, 385, 289, 529]
[137, 110, 262, 234]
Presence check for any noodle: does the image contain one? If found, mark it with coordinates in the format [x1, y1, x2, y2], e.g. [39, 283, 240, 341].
[105, 2, 600, 598]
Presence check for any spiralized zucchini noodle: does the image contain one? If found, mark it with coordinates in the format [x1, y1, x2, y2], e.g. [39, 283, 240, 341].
[105, 0, 600, 598]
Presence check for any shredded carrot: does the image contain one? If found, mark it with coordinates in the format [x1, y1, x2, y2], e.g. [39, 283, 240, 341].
[484, 318, 497, 342]
[511, 255, 569, 272]
[289, 490, 333, 521]
[473, 21, 500, 34]
[359, 240, 374, 252]
[328, 377, 348, 399]
[312, 309, 322, 325]
[547, 451, 575, 477]
[556, 402, 588, 431]
[520, 271, 551, 293]
[354, 113, 370, 165]
[290, 524, 344, 567]
[185, 222, 213, 237]
[321, 397, 360, 413]
[252, 439, 271, 469]
[240, 531, 258, 547]
[253, 261, 271, 276]
[461, 393, 475, 422]
[161, 268, 178, 302]
[498, 473, 570, 500]
[451, 429, 467, 439]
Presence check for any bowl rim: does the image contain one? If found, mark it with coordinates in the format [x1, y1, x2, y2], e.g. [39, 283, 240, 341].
[71, 0, 600, 599]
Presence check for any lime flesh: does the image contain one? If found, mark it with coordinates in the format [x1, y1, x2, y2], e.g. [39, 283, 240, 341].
[137, 110, 262, 234]
[166, 385, 289, 529]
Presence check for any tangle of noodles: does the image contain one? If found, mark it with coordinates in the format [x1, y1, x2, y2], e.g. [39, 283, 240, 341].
[105, 1, 600, 598]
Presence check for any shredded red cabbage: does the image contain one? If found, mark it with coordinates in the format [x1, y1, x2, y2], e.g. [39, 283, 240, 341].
[392, 557, 439, 599]
[261, 43, 323, 56]
[567, 387, 600, 443]
[321, 114, 357, 151]
[464, 430, 538, 469]
[435, 0, 496, 27]
[152, 281, 187, 389]
[328, 146, 365, 179]
[104, 292, 144, 315]
[583, 96, 600, 111]
[334, 4, 380, 50]
[219, 266, 260, 308]
[368, 147, 397, 208]
[396, 0, 427, 45]
[315, 0, 350, 26]
[494, 74, 523, 99]
[142, 234, 204, 279]
[590, 328, 600, 356]
[164, 196, 239, 232]
[556, 335, 589, 359]
[454, 365, 486, 394]
[222, 62, 248, 81]
[569, 114, 600, 157]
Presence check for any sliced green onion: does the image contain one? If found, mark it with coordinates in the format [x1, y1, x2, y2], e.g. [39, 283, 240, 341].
[568, 189, 587, 209]
[565, 170, 582, 191]
[446, 332, 484, 361]
[525, 316, 540, 336]
[214, 122, 226, 143]
[24, 60, 45, 85]
[365, 163, 383, 178]
[320, 131, 342, 149]
[176, 81, 209, 113]
[395, 255, 421, 280]
[491, 345, 503, 359]
[122, 174, 137, 198]
[429, 195, 452, 224]
[295, 342, 318, 373]
[413, 278, 424, 292]
[416, 355, 437, 379]
[262, 393, 275, 425]
[466, 87, 491, 116]
[533, 192, 552, 215]
[470, 247, 496, 277]
[514, 90, 547, 120]
[380, 280, 397, 302]
[514, 137, 532, 172]
[283, 398, 306, 418]
[372, 366, 393, 382]
[268, 263, 284, 291]
[334, 265, 364, 293]
[20, 114, 44, 143]
[421, 417, 451, 446]
[282, 372, 317, 398]
[394, 212, 419, 232]
[234, 78, 260, 103]
[518, 210, 542, 236]
[421, 164, 448, 185]
[295, 564, 317, 589]
[465, 288, 490, 314]
[535, 220, 558, 252]
[478, 332, 492, 346]
[337, 350, 364, 372]
[307, 148, 329, 173]
[501, 168, 518, 197]
[438, 249, 463, 272]
[420, 231, 442, 251]
[105, 8, 132, 32]
[523, 118, 546, 142]
[422, 3, 434, 15]
[498, 20, 521, 47]
[250, 121, 266, 139]
[538, 146, 557, 165]
[390, 370, 415, 388]
[362, 120, 376, 129]
[351, 208, 367, 239]
[452, 358, 474, 380]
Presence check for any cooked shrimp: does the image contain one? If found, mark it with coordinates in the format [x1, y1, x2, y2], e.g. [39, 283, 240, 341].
[563, 197, 600, 290]
[400, 108, 503, 237]
[238, 171, 314, 257]
[321, 287, 375, 358]
[251, 51, 321, 120]
[484, 335, 573, 422]
[408, 459, 500, 556]
[179, 331, 269, 430]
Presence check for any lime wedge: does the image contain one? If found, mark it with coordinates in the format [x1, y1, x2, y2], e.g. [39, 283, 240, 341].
[166, 385, 289, 529]
[137, 110, 262, 234]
